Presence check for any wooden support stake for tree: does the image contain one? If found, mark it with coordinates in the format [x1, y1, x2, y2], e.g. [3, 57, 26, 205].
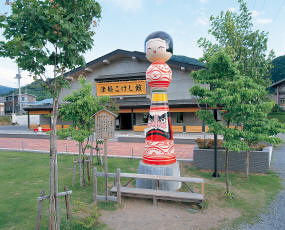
[64, 186, 71, 220]
[87, 160, 91, 183]
[79, 143, 82, 187]
[116, 168, 121, 204]
[35, 190, 45, 230]
[83, 156, 86, 185]
[90, 135, 94, 164]
[54, 153, 60, 230]
[72, 160, 76, 187]
[104, 139, 108, 201]
[93, 167, 97, 204]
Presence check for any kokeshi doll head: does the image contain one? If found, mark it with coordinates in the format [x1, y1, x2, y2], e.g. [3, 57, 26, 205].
[145, 31, 173, 63]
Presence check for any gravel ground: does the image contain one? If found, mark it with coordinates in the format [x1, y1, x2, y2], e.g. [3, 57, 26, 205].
[231, 143, 285, 230]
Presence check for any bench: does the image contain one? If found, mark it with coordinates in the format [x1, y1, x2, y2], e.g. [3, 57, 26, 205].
[93, 168, 205, 207]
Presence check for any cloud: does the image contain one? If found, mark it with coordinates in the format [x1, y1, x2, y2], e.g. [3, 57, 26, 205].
[196, 16, 209, 26]
[200, 0, 208, 3]
[256, 18, 273, 25]
[106, 0, 144, 12]
[249, 10, 272, 25]
[251, 10, 260, 18]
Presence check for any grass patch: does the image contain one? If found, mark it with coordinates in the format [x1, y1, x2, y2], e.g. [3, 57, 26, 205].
[0, 151, 139, 230]
[0, 116, 11, 125]
[181, 164, 283, 229]
[0, 151, 282, 230]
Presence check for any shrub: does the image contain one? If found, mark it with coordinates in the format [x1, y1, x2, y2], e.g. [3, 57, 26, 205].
[195, 138, 224, 149]
[195, 138, 267, 151]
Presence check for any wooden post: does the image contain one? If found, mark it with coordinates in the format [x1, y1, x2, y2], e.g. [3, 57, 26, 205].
[64, 186, 71, 220]
[93, 167, 97, 204]
[202, 183, 205, 196]
[35, 190, 45, 230]
[83, 156, 86, 185]
[79, 143, 82, 187]
[72, 160, 76, 187]
[104, 139, 108, 201]
[87, 160, 91, 183]
[90, 135, 94, 164]
[116, 168, 121, 204]
[54, 153, 60, 230]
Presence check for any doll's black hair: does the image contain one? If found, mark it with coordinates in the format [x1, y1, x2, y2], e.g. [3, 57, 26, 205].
[144, 31, 173, 54]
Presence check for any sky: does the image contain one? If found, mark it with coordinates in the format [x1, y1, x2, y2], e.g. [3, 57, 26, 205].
[0, 0, 285, 88]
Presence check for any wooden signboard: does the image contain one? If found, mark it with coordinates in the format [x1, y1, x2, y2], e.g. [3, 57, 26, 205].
[94, 109, 117, 201]
[94, 109, 117, 139]
[96, 80, 147, 96]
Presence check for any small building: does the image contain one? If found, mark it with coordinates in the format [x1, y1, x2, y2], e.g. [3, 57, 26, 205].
[0, 97, 5, 115]
[5, 93, 37, 114]
[270, 78, 285, 110]
[24, 49, 207, 133]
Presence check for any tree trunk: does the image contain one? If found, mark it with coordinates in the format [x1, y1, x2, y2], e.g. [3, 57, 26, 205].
[79, 142, 82, 187]
[83, 155, 86, 185]
[96, 139, 100, 163]
[246, 151, 250, 178]
[49, 96, 59, 230]
[225, 148, 230, 194]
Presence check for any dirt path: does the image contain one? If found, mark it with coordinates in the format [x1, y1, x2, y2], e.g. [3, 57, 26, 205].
[100, 198, 240, 230]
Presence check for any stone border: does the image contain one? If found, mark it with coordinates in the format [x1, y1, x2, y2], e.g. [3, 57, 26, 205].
[193, 146, 272, 173]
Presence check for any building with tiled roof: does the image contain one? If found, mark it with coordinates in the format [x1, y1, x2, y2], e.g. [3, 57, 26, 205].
[25, 49, 207, 133]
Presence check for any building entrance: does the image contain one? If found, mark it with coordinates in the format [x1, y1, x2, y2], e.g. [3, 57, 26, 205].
[119, 113, 134, 130]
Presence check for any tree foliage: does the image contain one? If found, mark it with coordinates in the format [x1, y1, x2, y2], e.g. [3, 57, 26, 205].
[198, 0, 274, 86]
[0, 1, 101, 229]
[191, 50, 284, 192]
[0, 0, 101, 85]
[271, 55, 285, 83]
[58, 77, 110, 152]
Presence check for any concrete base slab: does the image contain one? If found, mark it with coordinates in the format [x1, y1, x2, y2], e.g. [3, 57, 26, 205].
[136, 161, 181, 191]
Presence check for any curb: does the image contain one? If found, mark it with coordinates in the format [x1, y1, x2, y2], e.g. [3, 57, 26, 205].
[0, 148, 193, 162]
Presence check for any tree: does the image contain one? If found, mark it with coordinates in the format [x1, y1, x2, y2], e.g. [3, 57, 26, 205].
[58, 77, 110, 186]
[191, 50, 284, 194]
[230, 79, 284, 177]
[198, 0, 274, 86]
[271, 55, 285, 83]
[0, 1, 101, 229]
[191, 50, 246, 195]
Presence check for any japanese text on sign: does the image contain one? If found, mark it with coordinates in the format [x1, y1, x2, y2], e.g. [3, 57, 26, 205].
[96, 80, 147, 96]
[95, 112, 115, 139]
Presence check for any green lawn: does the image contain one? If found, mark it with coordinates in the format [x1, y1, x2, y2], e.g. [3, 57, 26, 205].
[0, 151, 283, 230]
[0, 151, 139, 230]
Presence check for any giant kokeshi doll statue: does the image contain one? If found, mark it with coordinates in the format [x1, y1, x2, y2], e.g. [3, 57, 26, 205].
[136, 31, 181, 191]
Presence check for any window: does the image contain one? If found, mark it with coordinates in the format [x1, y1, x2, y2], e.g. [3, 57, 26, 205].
[280, 98, 285, 105]
[176, 112, 183, 123]
[22, 96, 25, 101]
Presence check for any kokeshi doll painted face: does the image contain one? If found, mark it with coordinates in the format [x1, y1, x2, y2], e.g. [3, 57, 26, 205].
[145, 31, 173, 63]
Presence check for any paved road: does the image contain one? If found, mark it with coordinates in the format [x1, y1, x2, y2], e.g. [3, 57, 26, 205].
[237, 144, 285, 230]
[0, 137, 194, 160]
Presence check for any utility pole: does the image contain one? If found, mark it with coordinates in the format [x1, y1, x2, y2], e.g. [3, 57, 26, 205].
[12, 92, 15, 114]
[15, 67, 22, 114]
